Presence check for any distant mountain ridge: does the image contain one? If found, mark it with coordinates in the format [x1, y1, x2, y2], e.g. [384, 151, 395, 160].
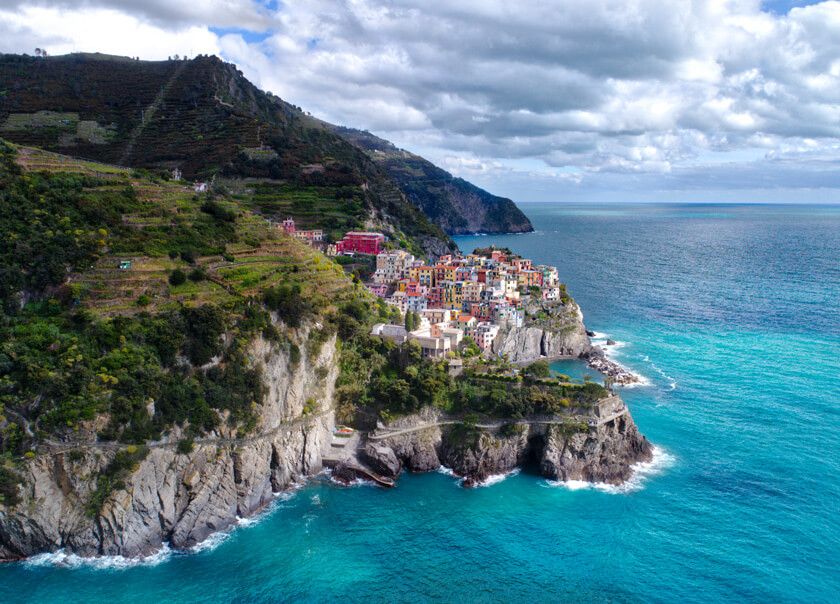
[331, 126, 533, 235]
[0, 52, 530, 240]
[0, 52, 455, 255]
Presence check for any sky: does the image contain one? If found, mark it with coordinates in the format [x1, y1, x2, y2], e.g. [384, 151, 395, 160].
[1, 1, 839, 203]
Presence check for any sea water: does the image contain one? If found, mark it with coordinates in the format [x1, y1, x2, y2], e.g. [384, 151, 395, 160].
[1, 203, 838, 603]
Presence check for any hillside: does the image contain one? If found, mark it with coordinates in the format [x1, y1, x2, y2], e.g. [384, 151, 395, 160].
[0, 140, 652, 560]
[0, 53, 454, 256]
[332, 126, 533, 235]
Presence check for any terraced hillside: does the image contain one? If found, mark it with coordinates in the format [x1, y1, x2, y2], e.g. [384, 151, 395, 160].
[8, 145, 358, 318]
[0, 53, 454, 255]
[0, 139, 394, 453]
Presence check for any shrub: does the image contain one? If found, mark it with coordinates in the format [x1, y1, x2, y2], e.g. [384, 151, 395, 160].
[264, 284, 307, 328]
[136, 294, 151, 306]
[188, 268, 206, 282]
[181, 304, 226, 365]
[200, 200, 236, 222]
[169, 269, 187, 286]
[523, 360, 551, 379]
[176, 438, 195, 455]
[0, 466, 22, 507]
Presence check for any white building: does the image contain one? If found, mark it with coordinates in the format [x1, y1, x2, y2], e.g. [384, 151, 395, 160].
[370, 323, 409, 344]
[409, 330, 452, 359]
[475, 322, 500, 351]
[373, 250, 415, 284]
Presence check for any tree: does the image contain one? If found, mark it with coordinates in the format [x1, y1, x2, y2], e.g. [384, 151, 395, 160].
[523, 360, 551, 379]
[169, 269, 187, 286]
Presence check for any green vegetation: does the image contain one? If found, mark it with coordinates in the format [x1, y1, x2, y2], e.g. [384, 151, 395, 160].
[0, 465, 22, 507]
[86, 445, 149, 516]
[523, 360, 551, 379]
[169, 269, 187, 285]
[0, 137, 601, 476]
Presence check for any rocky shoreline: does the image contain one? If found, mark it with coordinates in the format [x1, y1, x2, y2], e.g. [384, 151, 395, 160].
[582, 345, 643, 386]
[336, 398, 652, 489]
[0, 313, 653, 562]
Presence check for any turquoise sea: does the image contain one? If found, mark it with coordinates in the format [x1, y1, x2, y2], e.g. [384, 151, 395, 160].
[2, 203, 839, 603]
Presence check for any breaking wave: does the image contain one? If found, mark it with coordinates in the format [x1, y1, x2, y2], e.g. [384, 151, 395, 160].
[542, 446, 675, 494]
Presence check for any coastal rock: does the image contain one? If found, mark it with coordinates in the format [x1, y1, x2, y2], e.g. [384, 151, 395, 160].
[330, 463, 360, 484]
[581, 348, 641, 386]
[361, 443, 402, 478]
[491, 302, 591, 363]
[0, 322, 337, 561]
[439, 426, 529, 486]
[540, 413, 652, 484]
[369, 397, 651, 488]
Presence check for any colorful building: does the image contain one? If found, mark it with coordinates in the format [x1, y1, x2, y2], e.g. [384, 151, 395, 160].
[335, 231, 385, 255]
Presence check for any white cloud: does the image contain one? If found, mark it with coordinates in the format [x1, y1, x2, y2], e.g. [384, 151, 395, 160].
[1, 0, 840, 201]
[0, 6, 220, 58]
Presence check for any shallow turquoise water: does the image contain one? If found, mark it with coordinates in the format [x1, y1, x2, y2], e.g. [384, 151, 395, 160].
[2, 203, 838, 603]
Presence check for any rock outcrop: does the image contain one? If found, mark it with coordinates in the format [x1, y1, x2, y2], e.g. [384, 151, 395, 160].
[369, 396, 651, 487]
[0, 323, 337, 561]
[492, 302, 591, 363]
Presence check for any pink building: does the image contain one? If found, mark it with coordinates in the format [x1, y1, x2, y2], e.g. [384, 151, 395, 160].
[281, 218, 296, 235]
[336, 231, 385, 255]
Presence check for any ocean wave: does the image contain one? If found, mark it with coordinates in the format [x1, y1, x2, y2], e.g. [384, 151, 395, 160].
[588, 330, 652, 388]
[191, 486, 304, 554]
[543, 446, 675, 494]
[474, 468, 520, 487]
[321, 467, 377, 488]
[642, 354, 678, 390]
[437, 465, 520, 487]
[24, 544, 173, 570]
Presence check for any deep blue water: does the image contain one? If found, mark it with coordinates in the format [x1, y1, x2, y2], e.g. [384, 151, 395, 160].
[2, 203, 838, 603]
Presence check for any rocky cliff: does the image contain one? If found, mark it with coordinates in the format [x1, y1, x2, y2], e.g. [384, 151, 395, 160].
[492, 301, 592, 363]
[330, 126, 534, 235]
[363, 396, 651, 487]
[0, 323, 338, 561]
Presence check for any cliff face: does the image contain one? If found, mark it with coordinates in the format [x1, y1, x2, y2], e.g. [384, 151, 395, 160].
[365, 396, 652, 486]
[330, 126, 533, 235]
[0, 324, 338, 561]
[492, 302, 592, 363]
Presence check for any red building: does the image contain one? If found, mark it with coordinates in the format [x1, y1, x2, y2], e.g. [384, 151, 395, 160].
[427, 287, 444, 309]
[335, 231, 385, 255]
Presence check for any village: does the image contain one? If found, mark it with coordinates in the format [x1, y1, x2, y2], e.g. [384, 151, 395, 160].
[278, 218, 564, 361]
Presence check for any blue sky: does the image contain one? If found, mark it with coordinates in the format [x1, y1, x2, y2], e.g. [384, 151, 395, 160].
[1, 1, 840, 203]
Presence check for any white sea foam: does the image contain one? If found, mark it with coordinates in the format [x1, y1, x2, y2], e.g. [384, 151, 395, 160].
[473, 468, 520, 487]
[588, 330, 652, 388]
[24, 544, 173, 569]
[642, 354, 678, 390]
[438, 465, 519, 487]
[321, 466, 376, 488]
[189, 530, 230, 554]
[543, 446, 675, 494]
